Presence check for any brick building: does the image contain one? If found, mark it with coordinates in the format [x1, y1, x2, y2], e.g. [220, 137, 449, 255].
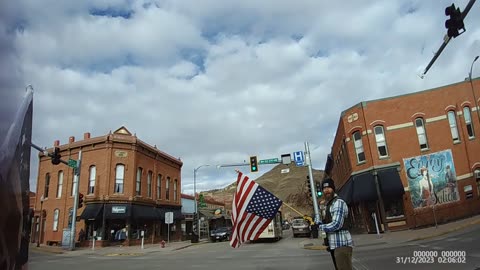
[324, 78, 480, 233]
[33, 126, 183, 247]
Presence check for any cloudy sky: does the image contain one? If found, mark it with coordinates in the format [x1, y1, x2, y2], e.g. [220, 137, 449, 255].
[1, 0, 479, 194]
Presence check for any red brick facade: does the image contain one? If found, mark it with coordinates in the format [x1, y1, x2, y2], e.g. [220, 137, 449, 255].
[326, 78, 480, 232]
[33, 126, 183, 246]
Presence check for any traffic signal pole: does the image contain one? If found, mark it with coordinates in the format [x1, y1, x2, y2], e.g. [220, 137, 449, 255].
[69, 150, 82, 250]
[30, 143, 69, 166]
[305, 142, 321, 223]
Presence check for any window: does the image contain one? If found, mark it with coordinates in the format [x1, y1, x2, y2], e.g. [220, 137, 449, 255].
[147, 171, 153, 197]
[44, 173, 50, 198]
[174, 179, 178, 201]
[88, 166, 96, 194]
[463, 107, 475, 138]
[156, 174, 162, 199]
[53, 209, 59, 231]
[353, 131, 365, 163]
[68, 208, 73, 229]
[374, 125, 389, 158]
[166, 177, 170, 200]
[415, 118, 429, 150]
[447, 111, 459, 142]
[115, 164, 124, 193]
[56, 171, 63, 198]
[384, 198, 405, 219]
[476, 169, 480, 197]
[136, 167, 143, 196]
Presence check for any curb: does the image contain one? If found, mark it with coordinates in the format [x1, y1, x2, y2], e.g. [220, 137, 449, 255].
[408, 218, 480, 242]
[303, 244, 328, 250]
[30, 247, 65, 254]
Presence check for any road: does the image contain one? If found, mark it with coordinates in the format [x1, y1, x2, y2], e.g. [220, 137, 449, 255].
[29, 224, 480, 270]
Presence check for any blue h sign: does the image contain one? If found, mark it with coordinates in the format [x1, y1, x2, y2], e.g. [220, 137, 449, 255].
[293, 151, 304, 166]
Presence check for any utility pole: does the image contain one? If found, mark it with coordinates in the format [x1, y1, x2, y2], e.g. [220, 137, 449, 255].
[305, 142, 320, 223]
[69, 151, 82, 250]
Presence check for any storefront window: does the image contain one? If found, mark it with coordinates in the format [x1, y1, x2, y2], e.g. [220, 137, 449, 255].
[384, 198, 404, 219]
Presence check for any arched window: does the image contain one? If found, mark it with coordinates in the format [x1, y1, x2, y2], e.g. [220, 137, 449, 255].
[447, 111, 459, 142]
[53, 209, 60, 231]
[136, 167, 143, 196]
[415, 118, 429, 150]
[147, 171, 153, 197]
[463, 107, 475, 138]
[56, 171, 63, 198]
[374, 125, 389, 158]
[174, 179, 178, 201]
[166, 177, 170, 200]
[352, 131, 365, 163]
[156, 174, 162, 199]
[44, 173, 50, 198]
[115, 164, 125, 193]
[88, 166, 96, 194]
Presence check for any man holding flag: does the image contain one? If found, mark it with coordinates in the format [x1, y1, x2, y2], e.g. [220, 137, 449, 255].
[230, 170, 282, 248]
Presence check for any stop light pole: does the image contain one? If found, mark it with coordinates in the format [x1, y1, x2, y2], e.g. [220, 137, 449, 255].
[69, 151, 82, 250]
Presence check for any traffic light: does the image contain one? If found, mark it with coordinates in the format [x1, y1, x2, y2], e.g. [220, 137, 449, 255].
[306, 176, 312, 193]
[51, 147, 61, 165]
[445, 4, 464, 38]
[250, 156, 258, 172]
[316, 182, 323, 198]
[78, 193, 84, 208]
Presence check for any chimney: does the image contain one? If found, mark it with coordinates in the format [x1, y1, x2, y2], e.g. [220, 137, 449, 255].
[84, 132, 91, 139]
[54, 140, 60, 146]
[69, 136, 75, 143]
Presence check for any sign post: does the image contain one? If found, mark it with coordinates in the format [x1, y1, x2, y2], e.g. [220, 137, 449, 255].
[165, 212, 173, 243]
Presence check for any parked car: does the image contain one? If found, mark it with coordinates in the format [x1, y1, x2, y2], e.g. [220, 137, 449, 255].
[210, 227, 231, 242]
[291, 218, 310, 238]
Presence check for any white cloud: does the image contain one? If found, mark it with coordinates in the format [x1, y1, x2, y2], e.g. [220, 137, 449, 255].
[1, 0, 479, 195]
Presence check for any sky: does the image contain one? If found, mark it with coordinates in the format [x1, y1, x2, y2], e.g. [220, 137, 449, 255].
[1, 0, 479, 195]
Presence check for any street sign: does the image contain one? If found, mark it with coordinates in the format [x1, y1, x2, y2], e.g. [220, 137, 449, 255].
[258, 158, 279, 164]
[165, 212, 173, 224]
[67, 159, 77, 168]
[293, 151, 305, 166]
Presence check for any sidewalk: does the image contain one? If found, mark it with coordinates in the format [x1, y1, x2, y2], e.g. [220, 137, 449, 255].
[30, 238, 210, 256]
[303, 214, 480, 250]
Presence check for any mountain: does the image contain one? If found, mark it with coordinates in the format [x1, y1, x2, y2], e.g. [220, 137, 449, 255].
[200, 163, 324, 221]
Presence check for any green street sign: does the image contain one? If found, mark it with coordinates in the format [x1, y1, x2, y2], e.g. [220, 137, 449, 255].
[258, 158, 279, 164]
[68, 159, 77, 168]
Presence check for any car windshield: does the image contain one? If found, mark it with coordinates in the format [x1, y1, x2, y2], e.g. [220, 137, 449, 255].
[292, 220, 306, 226]
[215, 227, 229, 232]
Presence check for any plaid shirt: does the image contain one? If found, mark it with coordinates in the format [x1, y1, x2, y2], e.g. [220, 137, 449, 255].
[319, 195, 354, 250]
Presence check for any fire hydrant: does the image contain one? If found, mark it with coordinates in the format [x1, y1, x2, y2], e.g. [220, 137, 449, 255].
[160, 240, 166, 248]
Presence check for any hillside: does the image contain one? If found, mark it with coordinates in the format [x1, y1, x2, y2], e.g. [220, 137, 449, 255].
[201, 163, 324, 221]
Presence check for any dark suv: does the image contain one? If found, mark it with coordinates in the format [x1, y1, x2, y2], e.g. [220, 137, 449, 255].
[210, 227, 231, 242]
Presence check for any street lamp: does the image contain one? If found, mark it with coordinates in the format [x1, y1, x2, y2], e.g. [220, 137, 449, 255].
[36, 195, 45, 247]
[193, 164, 209, 239]
[469, 55, 480, 123]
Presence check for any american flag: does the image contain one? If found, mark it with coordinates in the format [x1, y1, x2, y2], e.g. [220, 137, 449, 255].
[229, 171, 282, 248]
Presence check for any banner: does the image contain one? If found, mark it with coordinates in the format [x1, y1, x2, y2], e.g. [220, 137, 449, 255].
[403, 149, 459, 209]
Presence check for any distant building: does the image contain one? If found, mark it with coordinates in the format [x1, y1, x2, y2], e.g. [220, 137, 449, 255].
[181, 193, 230, 239]
[324, 78, 480, 233]
[33, 126, 183, 247]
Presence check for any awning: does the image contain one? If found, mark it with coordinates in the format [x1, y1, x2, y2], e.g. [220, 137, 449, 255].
[352, 172, 378, 203]
[156, 208, 183, 221]
[337, 179, 353, 205]
[132, 205, 159, 220]
[377, 168, 405, 198]
[104, 204, 131, 219]
[79, 203, 103, 220]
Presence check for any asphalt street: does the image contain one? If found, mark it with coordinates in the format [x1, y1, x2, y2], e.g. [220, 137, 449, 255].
[29, 224, 480, 270]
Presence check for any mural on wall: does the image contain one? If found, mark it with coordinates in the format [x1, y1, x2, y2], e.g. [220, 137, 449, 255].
[403, 149, 459, 209]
